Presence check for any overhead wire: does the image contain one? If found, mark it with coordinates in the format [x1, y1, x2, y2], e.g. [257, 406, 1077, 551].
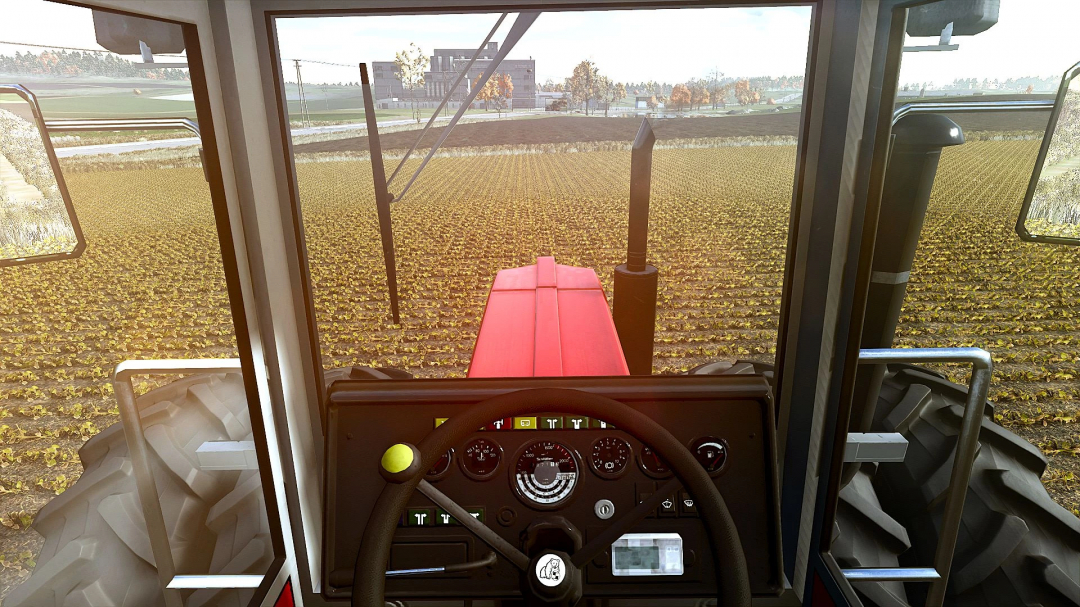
[0, 40, 185, 57]
[288, 58, 358, 68]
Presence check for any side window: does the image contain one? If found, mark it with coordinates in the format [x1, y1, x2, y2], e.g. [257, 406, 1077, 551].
[0, 2, 276, 604]
[895, 0, 1079, 517]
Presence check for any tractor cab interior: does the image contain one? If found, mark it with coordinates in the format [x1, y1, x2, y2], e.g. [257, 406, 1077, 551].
[2, 1, 1080, 606]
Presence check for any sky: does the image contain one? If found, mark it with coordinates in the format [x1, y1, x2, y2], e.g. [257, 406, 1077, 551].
[0, 0, 1079, 87]
[274, 7, 813, 85]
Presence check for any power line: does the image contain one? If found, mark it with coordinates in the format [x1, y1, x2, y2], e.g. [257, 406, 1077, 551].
[288, 58, 357, 68]
[0, 39, 185, 57]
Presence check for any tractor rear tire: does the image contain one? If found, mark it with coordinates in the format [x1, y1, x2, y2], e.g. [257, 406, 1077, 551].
[687, 360, 910, 606]
[832, 466, 911, 606]
[3, 372, 271, 607]
[871, 364, 1080, 606]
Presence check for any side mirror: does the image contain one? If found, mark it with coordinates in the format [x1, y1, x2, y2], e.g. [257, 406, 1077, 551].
[0, 84, 83, 266]
[1017, 61, 1080, 245]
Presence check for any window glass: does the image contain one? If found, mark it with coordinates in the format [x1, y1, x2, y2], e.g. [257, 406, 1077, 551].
[0, 2, 272, 602]
[895, 0, 1080, 516]
[275, 7, 812, 378]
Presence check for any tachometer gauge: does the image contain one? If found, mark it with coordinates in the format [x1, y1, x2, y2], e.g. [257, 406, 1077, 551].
[590, 436, 632, 479]
[690, 437, 728, 476]
[513, 440, 579, 508]
[460, 438, 502, 480]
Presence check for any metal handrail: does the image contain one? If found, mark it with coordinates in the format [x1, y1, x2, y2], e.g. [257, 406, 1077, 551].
[45, 117, 200, 137]
[892, 99, 1054, 125]
[840, 347, 992, 606]
[113, 359, 259, 606]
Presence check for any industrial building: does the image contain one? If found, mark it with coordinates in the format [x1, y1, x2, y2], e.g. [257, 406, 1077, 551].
[373, 41, 536, 109]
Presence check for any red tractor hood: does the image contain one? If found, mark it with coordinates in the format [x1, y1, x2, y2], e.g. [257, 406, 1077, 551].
[468, 256, 630, 378]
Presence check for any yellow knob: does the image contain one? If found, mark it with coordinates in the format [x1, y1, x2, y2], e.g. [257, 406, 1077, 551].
[381, 444, 415, 474]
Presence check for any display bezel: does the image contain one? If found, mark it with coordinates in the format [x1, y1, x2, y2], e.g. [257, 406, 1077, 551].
[611, 532, 685, 577]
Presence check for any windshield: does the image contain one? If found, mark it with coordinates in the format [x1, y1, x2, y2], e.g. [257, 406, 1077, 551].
[275, 7, 813, 378]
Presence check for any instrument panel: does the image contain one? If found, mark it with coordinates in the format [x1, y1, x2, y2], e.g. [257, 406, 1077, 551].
[324, 375, 781, 602]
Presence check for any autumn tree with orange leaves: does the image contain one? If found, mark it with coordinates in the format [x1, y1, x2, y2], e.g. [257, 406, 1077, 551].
[734, 79, 762, 106]
[669, 83, 691, 112]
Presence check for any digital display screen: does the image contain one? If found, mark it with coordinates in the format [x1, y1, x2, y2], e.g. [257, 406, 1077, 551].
[613, 545, 660, 570]
[611, 533, 683, 576]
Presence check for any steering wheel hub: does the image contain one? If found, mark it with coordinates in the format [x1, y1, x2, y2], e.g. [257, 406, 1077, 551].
[527, 550, 581, 605]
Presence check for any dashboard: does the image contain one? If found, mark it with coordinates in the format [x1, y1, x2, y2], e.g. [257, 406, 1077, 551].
[324, 375, 781, 602]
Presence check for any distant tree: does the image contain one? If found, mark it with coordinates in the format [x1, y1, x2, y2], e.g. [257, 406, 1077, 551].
[1025, 84, 1035, 94]
[710, 82, 732, 109]
[493, 73, 514, 116]
[597, 77, 626, 117]
[646, 95, 659, 110]
[473, 73, 498, 110]
[0, 48, 188, 80]
[567, 60, 600, 115]
[689, 80, 710, 111]
[394, 43, 429, 123]
[669, 84, 691, 112]
[645, 81, 667, 109]
[734, 79, 761, 106]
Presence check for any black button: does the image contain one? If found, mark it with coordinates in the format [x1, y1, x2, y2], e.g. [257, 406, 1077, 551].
[658, 494, 677, 518]
[636, 481, 657, 518]
[679, 492, 697, 516]
[406, 508, 434, 526]
[497, 506, 517, 526]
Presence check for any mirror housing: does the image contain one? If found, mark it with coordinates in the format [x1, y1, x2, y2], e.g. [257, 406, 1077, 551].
[0, 84, 84, 266]
[907, 0, 999, 37]
[1016, 61, 1080, 245]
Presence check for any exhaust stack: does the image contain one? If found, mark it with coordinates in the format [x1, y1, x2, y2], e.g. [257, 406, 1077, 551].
[613, 119, 659, 375]
[849, 113, 965, 437]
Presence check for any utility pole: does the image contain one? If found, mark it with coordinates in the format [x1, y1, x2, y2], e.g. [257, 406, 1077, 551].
[293, 59, 311, 127]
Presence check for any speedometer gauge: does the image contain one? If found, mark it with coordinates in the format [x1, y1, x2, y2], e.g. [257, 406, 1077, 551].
[460, 438, 502, 480]
[513, 440, 579, 508]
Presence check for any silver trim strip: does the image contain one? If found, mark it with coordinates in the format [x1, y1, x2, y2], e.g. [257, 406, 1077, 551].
[892, 99, 1053, 125]
[841, 567, 940, 582]
[167, 574, 265, 589]
[45, 118, 201, 138]
[869, 270, 909, 284]
[385, 567, 445, 577]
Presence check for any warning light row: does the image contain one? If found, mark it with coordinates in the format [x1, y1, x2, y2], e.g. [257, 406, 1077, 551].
[434, 416, 614, 431]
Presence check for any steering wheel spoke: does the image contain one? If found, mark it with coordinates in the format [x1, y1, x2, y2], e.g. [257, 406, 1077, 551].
[417, 479, 531, 570]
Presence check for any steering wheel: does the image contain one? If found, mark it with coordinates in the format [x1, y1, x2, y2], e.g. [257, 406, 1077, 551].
[352, 387, 751, 606]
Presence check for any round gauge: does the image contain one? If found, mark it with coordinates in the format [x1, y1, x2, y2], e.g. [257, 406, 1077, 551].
[590, 436, 632, 479]
[690, 437, 728, 475]
[460, 438, 502, 480]
[426, 448, 454, 480]
[638, 445, 672, 478]
[513, 440, 579, 508]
